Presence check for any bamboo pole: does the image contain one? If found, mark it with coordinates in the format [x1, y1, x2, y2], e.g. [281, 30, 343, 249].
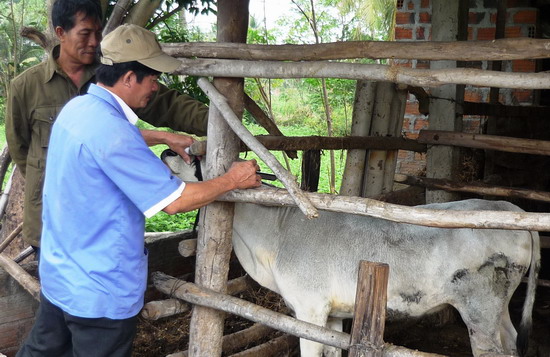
[197, 77, 319, 219]
[161, 38, 550, 61]
[217, 187, 550, 231]
[173, 59, 550, 90]
[340, 80, 376, 197]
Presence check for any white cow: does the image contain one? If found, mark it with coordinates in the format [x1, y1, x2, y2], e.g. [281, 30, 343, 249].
[162, 151, 540, 357]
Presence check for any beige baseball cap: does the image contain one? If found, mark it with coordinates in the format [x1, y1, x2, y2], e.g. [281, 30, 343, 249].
[100, 24, 180, 72]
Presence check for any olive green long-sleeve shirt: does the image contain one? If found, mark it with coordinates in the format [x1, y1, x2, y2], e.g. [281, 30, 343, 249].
[5, 46, 208, 247]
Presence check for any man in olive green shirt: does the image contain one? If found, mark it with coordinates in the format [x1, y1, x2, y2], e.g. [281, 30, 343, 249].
[6, 0, 208, 248]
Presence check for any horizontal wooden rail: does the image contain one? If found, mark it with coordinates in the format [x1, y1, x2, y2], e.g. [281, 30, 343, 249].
[162, 38, 550, 61]
[419, 130, 550, 156]
[187, 136, 426, 156]
[394, 174, 550, 203]
[218, 187, 550, 231]
[173, 59, 550, 90]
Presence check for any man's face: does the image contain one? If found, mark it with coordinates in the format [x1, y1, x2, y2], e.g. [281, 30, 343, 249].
[129, 74, 160, 109]
[57, 12, 102, 66]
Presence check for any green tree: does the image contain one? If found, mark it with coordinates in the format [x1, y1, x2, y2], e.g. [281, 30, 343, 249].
[0, 0, 47, 124]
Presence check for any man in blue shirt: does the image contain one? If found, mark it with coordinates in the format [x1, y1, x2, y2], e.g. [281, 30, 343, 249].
[16, 24, 261, 357]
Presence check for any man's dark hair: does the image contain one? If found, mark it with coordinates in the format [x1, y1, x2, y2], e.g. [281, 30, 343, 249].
[95, 61, 161, 87]
[52, 0, 102, 31]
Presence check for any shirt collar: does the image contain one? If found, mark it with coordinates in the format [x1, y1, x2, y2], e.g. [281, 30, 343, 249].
[99, 86, 139, 125]
[44, 45, 97, 87]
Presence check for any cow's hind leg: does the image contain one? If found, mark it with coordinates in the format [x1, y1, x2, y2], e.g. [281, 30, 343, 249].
[323, 317, 343, 357]
[450, 259, 522, 357]
[289, 299, 332, 357]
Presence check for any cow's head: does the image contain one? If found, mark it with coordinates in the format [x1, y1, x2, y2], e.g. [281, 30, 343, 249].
[161, 149, 203, 182]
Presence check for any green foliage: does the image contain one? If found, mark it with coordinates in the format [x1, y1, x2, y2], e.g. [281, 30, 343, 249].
[145, 210, 198, 232]
[0, 0, 47, 124]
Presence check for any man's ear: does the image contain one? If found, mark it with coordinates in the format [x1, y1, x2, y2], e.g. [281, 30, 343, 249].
[55, 26, 66, 41]
[121, 71, 135, 88]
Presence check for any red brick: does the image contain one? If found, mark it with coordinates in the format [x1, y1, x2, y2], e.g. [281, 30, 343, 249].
[505, 26, 522, 38]
[463, 118, 482, 134]
[405, 132, 419, 140]
[467, 28, 474, 40]
[421, 0, 430, 9]
[513, 10, 537, 24]
[490, 13, 497, 24]
[416, 60, 430, 69]
[477, 27, 495, 40]
[464, 90, 483, 103]
[468, 12, 485, 24]
[512, 59, 536, 72]
[398, 150, 410, 160]
[416, 27, 426, 40]
[419, 12, 431, 23]
[408, 1, 414, 10]
[406, 102, 421, 116]
[395, 27, 413, 40]
[396, 12, 414, 25]
[512, 89, 533, 103]
[414, 118, 428, 131]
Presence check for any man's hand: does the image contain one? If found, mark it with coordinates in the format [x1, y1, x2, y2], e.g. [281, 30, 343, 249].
[163, 132, 195, 164]
[140, 129, 195, 164]
[225, 159, 262, 190]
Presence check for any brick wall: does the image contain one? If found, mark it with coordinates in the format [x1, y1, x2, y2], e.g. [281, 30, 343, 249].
[393, 0, 538, 176]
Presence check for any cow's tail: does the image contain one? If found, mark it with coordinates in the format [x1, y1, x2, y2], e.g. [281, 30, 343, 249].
[516, 230, 540, 357]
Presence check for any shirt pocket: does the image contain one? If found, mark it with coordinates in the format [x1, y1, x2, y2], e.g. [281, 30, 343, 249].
[26, 107, 59, 202]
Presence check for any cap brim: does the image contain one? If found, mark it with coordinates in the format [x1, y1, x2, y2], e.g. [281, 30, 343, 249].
[139, 54, 181, 73]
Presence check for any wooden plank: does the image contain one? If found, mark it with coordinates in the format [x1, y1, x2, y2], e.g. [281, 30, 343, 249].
[349, 261, 389, 357]
[162, 38, 550, 61]
[418, 130, 550, 156]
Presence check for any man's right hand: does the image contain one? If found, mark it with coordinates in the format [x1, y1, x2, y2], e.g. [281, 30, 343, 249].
[226, 159, 262, 190]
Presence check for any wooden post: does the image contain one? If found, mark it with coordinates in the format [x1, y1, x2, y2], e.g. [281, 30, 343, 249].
[187, 1, 249, 356]
[301, 150, 321, 192]
[349, 261, 389, 357]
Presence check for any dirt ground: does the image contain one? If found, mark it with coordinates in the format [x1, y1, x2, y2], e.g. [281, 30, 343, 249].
[133, 279, 550, 357]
